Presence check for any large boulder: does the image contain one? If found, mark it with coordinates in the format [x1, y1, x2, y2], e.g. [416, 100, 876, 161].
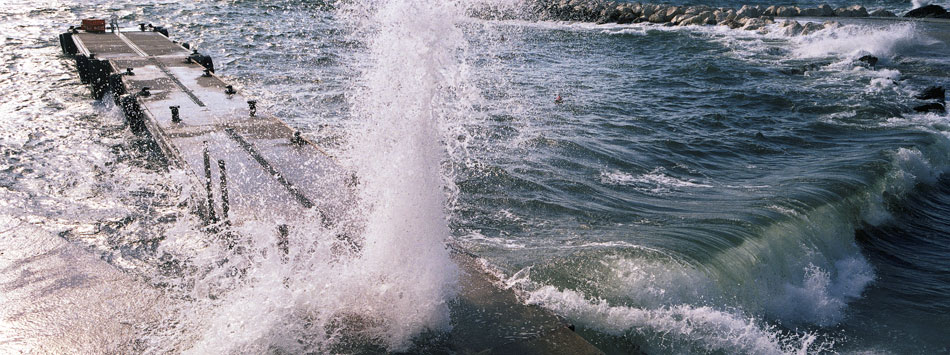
[671, 13, 688, 24]
[742, 17, 768, 30]
[719, 17, 743, 29]
[904, 4, 950, 18]
[822, 20, 842, 31]
[598, 7, 620, 23]
[836, 5, 868, 17]
[857, 54, 879, 67]
[916, 86, 946, 101]
[678, 14, 699, 25]
[630, 3, 643, 15]
[684, 5, 710, 15]
[783, 20, 804, 35]
[737, 5, 761, 18]
[684, 11, 715, 25]
[869, 9, 897, 17]
[800, 5, 835, 17]
[666, 6, 684, 19]
[640, 4, 656, 17]
[713, 9, 726, 22]
[727, 9, 738, 18]
[799, 7, 823, 16]
[776, 6, 801, 17]
[801, 21, 824, 35]
[914, 102, 946, 113]
[617, 6, 637, 23]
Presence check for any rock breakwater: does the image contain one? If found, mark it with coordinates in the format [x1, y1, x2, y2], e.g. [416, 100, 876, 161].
[494, 1, 950, 36]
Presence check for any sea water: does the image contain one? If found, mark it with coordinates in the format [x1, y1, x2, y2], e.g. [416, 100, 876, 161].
[1, 0, 949, 353]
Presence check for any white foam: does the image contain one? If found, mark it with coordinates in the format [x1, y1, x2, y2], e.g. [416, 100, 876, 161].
[894, 147, 940, 189]
[911, 0, 931, 9]
[791, 23, 934, 61]
[601, 168, 712, 192]
[159, 0, 491, 352]
[600, 27, 648, 36]
[768, 258, 875, 326]
[526, 286, 832, 354]
[461, 230, 527, 249]
[338, 0, 481, 349]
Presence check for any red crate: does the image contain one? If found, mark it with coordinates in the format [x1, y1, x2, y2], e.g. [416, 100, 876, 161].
[81, 19, 106, 33]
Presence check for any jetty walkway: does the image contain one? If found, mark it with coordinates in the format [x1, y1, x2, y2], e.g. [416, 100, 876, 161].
[58, 20, 603, 354]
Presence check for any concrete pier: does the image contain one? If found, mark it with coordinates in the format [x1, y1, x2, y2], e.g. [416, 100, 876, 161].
[60, 23, 602, 353]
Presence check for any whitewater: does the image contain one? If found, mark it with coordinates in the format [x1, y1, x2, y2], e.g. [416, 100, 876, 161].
[1, 0, 949, 353]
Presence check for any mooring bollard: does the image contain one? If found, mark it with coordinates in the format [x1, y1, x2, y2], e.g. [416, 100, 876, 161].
[125, 67, 134, 76]
[291, 131, 304, 145]
[169, 105, 181, 123]
[218, 159, 230, 222]
[139, 23, 146, 31]
[202, 68, 212, 77]
[186, 50, 198, 64]
[139, 86, 151, 97]
[202, 144, 217, 223]
[224, 85, 236, 96]
[247, 100, 257, 117]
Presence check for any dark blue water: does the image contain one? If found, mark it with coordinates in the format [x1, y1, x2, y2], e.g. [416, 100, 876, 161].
[1, 0, 949, 353]
[451, 16, 950, 353]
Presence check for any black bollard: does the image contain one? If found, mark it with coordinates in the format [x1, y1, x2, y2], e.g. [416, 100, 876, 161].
[170, 105, 181, 123]
[139, 86, 151, 97]
[291, 131, 304, 145]
[125, 67, 134, 76]
[139, 23, 146, 31]
[225, 85, 236, 95]
[218, 159, 230, 223]
[247, 100, 257, 117]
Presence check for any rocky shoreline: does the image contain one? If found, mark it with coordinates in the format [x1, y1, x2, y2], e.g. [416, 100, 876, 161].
[494, 1, 950, 36]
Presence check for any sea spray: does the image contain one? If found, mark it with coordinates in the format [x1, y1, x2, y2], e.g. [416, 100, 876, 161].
[791, 22, 935, 61]
[340, 0, 491, 349]
[525, 285, 833, 354]
[147, 0, 482, 351]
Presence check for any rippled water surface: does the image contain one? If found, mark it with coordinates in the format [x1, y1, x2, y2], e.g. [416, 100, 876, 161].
[2, 0, 950, 353]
